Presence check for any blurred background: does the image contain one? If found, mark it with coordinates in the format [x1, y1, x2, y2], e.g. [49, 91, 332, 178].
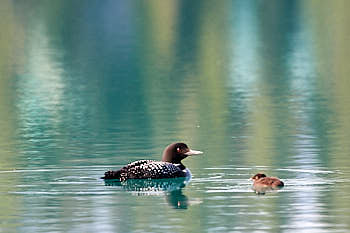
[1, 0, 350, 232]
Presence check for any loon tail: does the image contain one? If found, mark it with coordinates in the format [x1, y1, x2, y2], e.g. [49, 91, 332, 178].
[101, 170, 121, 180]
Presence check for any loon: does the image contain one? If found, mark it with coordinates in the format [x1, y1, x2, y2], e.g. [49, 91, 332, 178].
[251, 173, 284, 188]
[102, 142, 202, 181]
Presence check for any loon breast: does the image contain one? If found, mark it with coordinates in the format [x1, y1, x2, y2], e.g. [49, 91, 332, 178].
[103, 160, 187, 181]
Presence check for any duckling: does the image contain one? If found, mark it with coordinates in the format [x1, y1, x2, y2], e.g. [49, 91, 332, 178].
[251, 173, 284, 188]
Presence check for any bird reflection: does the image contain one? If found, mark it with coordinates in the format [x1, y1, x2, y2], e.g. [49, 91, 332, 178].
[104, 177, 190, 209]
[252, 185, 284, 195]
[166, 188, 189, 209]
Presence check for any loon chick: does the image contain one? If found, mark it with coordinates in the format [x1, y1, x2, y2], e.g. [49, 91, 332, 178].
[102, 143, 202, 181]
[251, 173, 284, 188]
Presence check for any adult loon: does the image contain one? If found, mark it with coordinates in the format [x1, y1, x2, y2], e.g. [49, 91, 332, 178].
[102, 143, 202, 181]
[251, 173, 284, 188]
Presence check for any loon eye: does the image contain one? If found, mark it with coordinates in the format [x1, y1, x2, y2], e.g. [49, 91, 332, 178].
[176, 148, 181, 153]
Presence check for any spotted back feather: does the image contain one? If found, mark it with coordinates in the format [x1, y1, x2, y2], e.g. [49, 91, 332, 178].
[102, 160, 185, 181]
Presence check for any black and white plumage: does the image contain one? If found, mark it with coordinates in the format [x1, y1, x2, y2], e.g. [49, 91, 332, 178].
[103, 160, 185, 181]
[102, 143, 202, 181]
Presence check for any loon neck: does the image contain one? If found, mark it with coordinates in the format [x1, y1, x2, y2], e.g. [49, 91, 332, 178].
[176, 163, 186, 170]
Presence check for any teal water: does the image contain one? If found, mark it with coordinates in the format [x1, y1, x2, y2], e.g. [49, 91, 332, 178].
[1, 0, 350, 232]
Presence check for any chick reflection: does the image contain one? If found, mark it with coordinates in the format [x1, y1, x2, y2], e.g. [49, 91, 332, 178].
[252, 185, 284, 195]
[104, 177, 190, 209]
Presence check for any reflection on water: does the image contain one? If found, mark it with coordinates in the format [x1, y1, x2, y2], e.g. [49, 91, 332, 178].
[1, 0, 350, 232]
[104, 177, 189, 194]
[252, 185, 284, 195]
[105, 177, 191, 209]
[166, 189, 189, 210]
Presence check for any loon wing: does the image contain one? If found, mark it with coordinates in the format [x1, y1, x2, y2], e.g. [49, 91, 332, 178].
[102, 160, 185, 181]
[121, 161, 185, 181]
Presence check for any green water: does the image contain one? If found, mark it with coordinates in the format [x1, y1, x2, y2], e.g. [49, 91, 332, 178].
[1, 0, 350, 232]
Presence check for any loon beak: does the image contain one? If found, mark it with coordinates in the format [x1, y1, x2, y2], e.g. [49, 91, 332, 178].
[185, 149, 203, 156]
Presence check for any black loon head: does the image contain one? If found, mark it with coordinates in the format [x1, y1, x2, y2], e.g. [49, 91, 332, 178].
[251, 173, 267, 180]
[162, 142, 202, 164]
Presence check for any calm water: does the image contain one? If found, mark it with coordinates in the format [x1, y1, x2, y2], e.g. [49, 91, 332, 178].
[1, 0, 350, 232]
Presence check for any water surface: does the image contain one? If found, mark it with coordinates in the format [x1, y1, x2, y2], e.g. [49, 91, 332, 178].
[1, 0, 350, 232]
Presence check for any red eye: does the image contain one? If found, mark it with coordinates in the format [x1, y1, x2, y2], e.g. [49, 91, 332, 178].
[177, 148, 181, 153]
